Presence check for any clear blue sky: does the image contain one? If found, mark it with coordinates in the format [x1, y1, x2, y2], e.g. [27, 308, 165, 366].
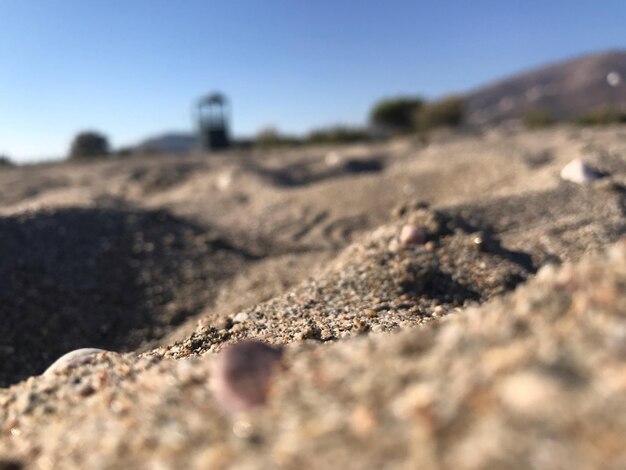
[0, 1, 624, 162]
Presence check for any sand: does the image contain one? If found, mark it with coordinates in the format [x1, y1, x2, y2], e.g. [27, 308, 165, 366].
[0, 125, 625, 468]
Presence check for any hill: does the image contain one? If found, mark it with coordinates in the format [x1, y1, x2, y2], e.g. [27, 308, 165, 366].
[136, 132, 197, 154]
[464, 50, 626, 127]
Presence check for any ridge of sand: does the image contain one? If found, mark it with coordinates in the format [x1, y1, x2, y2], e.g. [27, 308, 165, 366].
[0, 238, 624, 469]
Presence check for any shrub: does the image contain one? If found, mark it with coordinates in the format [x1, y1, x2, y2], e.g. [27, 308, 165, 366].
[523, 109, 555, 129]
[370, 97, 424, 133]
[0, 154, 13, 167]
[256, 127, 281, 145]
[305, 126, 369, 144]
[574, 108, 626, 126]
[415, 96, 464, 131]
[114, 147, 135, 157]
[255, 127, 301, 148]
[68, 131, 110, 159]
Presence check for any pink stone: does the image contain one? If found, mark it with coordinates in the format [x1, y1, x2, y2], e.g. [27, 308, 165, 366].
[399, 224, 427, 245]
[211, 339, 283, 413]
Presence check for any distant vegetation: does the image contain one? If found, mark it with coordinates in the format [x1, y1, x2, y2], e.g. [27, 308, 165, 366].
[463, 51, 626, 128]
[523, 109, 555, 129]
[251, 96, 467, 149]
[255, 127, 301, 148]
[305, 126, 369, 144]
[370, 95, 465, 135]
[68, 131, 110, 160]
[114, 147, 135, 157]
[370, 97, 424, 133]
[414, 96, 464, 131]
[0, 154, 14, 167]
[253, 125, 369, 149]
[573, 108, 626, 126]
[519, 107, 626, 129]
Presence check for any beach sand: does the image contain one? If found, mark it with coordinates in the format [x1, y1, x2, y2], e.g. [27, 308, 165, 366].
[0, 125, 625, 468]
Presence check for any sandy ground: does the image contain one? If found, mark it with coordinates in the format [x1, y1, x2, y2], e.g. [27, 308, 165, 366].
[0, 125, 625, 468]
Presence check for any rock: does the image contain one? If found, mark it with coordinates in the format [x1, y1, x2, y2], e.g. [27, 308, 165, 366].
[216, 170, 234, 190]
[210, 340, 283, 413]
[497, 371, 564, 417]
[325, 151, 342, 166]
[399, 224, 426, 245]
[560, 158, 603, 184]
[233, 312, 249, 323]
[43, 348, 106, 376]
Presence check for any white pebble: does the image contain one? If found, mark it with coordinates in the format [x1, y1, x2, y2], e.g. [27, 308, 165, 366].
[216, 171, 234, 190]
[325, 151, 342, 166]
[497, 371, 563, 416]
[560, 158, 601, 184]
[233, 312, 249, 323]
[43, 348, 106, 376]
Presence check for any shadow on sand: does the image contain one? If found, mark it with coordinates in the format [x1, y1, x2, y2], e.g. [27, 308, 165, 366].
[0, 206, 253, 386]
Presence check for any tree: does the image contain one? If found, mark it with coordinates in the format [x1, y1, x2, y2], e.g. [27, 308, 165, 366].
[370, 97, 424, 133]
[68, 131, 110, 159]
[0, 154, 13, 167]
[415, 96, 465, 131]
[255, 127, 301, 148]
[306, 126, 369, 144]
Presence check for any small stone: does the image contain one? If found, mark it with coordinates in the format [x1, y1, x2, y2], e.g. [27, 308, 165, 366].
[232, 418, 255, 440]
[301, 325, 323, 340]
[560, 158, 603, 184]
[350, 405, 377, 438]
[233, 312, 249, 323]
[388, 239, 401, 253]
[497, 371, 563, 417]
[216, 170, 234, 190]
[399, 225, 426, 245]
[217, 317, 234, 330]
[43, 348, 106, 376]
[392, 204, 408, 218]
[472, 235, 485, 251]
[211, 339, 283, 413]
[353, 318, 368, 333]
[432, 306, 445, 317]
[77, 383, 97, 397]
[325, 151, 342, 166]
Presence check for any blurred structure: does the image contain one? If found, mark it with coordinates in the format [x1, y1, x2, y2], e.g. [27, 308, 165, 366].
[196, 92, 231, 151]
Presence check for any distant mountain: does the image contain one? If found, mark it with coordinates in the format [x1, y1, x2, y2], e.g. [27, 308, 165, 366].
[136, 133, 197, 154]
[464, 50, 626, 127]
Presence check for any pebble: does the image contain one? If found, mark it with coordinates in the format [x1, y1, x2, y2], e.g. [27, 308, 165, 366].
[233, 312, 249, 323]
[216, 171, 234, 190]
[399, 224, 426, 245]
[43, 348, 106, 376]
[497, 371, 563, 417]
[211, 339, 283, 413]
[560, 158, 603, 184]
[325, 151, 342, 166]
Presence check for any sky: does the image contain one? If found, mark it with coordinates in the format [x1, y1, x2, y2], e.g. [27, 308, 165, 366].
[0, 1, 624, 162]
